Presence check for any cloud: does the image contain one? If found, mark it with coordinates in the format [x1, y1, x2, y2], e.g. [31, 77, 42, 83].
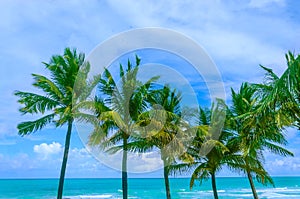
[0, 123, 11, 137]
[134, 153, 163, 172]
[0, 152, 32, 171]
[266, 156, 300, 175]
[0, 122, 18, 145]
[0, 144, 111, 178]
[32, 144, 100, 171]
[33, 142, 62, 159]
[107, 0, 299, 78]
[264, 137, 300, 176]
[0, 0, 131, 142]
[86, 145, 164, 173]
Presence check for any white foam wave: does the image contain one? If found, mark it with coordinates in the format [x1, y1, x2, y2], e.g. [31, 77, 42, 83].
[177, 186, 300, 199]
[259, 187, 300, 198]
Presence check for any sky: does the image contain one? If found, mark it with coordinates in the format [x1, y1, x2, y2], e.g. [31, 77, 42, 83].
[0, 0, 300, 179]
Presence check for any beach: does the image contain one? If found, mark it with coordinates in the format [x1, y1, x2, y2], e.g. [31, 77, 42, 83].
[0, 177, 299, 199]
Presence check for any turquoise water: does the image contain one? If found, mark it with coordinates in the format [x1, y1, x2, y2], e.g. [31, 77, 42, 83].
[0, 177, 299, 199]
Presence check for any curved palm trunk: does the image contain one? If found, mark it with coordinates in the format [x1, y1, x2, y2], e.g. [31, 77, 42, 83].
[211, 172, 219, 199]
[122, 135, 128, 199]
[163, 163, 171, 199]
[247, 170, 259, 199]
[57, 119, 73, 199]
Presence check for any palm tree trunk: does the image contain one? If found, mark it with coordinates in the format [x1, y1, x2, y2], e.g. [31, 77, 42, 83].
[122, 135, 128, 199]
[247, 170, 259, 199]
[57, 119, 73, 199]
[163, 163, 171, 199]
[211, 172, 219, 199]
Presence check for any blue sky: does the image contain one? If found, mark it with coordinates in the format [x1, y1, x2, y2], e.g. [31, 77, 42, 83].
[0, 0, 300, 179]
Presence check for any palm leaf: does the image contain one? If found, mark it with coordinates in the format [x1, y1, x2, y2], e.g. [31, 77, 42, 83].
[32, 74, 64, 101]
[15, 91, 60, 114]
[17, 113, 55, 135]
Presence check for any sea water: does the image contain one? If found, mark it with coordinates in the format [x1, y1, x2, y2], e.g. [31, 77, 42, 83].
[0, 177, 299, 199]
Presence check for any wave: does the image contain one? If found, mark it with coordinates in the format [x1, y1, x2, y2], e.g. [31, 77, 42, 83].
[177, 186, 300, 199]
[259, 187, 300, 199]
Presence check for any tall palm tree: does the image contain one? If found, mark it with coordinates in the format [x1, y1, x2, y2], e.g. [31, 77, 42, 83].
[15, 48, 96, 199]
[89, 56, 158, 199]
[229, 82, 293, 199]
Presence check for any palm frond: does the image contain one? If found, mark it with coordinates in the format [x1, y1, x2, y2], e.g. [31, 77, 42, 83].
[264, 142, 294, 157]
[17, 113, 55, 135]
[189, 163, 210, 189]
[31, 74, 64, 101]
[15, 91, 60, 114]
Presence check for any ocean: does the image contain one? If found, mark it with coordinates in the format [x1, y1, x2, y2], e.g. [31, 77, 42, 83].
[0, 177, 299, 199]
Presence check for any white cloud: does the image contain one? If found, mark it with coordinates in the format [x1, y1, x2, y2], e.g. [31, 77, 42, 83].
[0, 153, 33, 170]
[11, 153, 30, 169]
[266, 156, 300, 175]
[33, 142, 62, 159]
[0, 145, 111, 178]
[0, 122, 18, 145]
[264, 138, 300, 175]
[70, 148, 91, 158]
[107, 0, 299, 79]
[86, 145, 164, 173]
[32, 145, 99, 171]
[134, 153, 163, 172]
[273, 159, 285, 166]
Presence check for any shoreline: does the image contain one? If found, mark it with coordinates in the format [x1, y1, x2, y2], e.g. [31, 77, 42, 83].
[1, 176, 300, 180]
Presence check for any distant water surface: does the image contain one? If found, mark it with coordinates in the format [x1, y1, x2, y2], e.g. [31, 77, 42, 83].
[0, 177, 299, 199]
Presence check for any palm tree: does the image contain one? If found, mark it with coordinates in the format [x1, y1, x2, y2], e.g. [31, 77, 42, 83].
[145, 86, 186, 199]
[15, 48, 96, 199]
[229, 82, 294, 199]
[169, 100, 231, 199]
[89, 56, 158, 199]
[255, 52, 299, 129]
[188, 100, 231, 199]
